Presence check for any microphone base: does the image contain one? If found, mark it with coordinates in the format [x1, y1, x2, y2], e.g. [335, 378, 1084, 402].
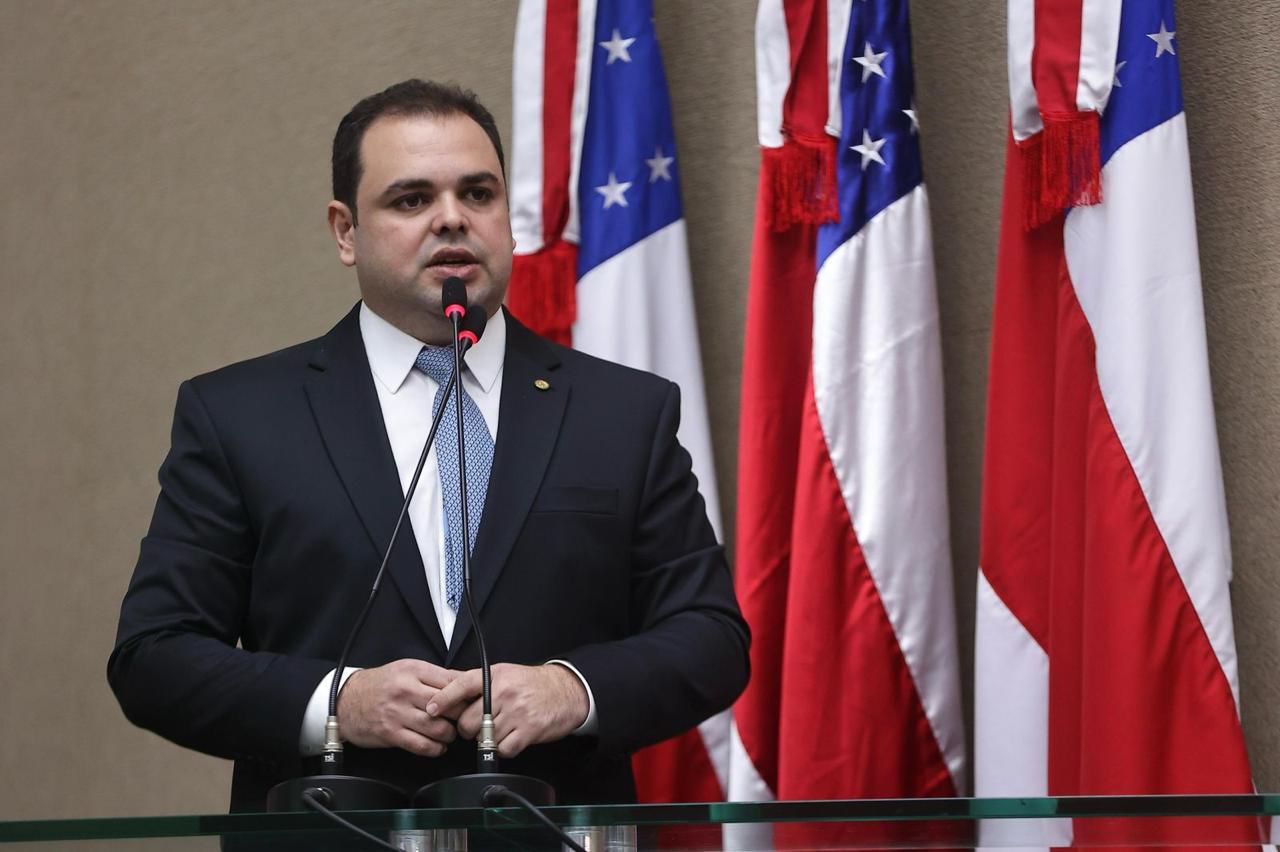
[413, 772, 556, 808]
[266, 774, 408, 812]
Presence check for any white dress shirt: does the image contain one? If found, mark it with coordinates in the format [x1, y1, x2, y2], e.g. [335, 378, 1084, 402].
[299, 304, 595, 755]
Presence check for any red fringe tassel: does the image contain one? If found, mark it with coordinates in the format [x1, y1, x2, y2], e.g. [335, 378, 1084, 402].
[1021, 110, 1103, 229]
[506, 239, 578, 347]
[760, 135, 840, 232]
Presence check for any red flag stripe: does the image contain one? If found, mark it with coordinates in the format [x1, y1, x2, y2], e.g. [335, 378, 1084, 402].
[978, 130, 1062, 649]
[1030, 0, 1087, 118]
[777, 385, 961, 808]
[732, 188, 819, 795]
[631, 726, 725, 804]
[539, 0, 577, 245]
[1047, 293, 1257, 804]
[732, 0, 831, 800]
[779, 0, 829, 145]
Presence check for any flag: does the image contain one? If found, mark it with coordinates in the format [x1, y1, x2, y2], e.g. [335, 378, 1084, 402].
[976, 0, 1263, 846]
[509, 0, 730, 803]
[728, 0, 965, 845]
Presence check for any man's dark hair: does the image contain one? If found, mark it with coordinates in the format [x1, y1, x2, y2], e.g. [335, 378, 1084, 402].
[331, 79, 506, 223]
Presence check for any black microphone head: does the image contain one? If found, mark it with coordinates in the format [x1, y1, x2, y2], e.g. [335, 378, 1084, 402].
[442, 277, 467, 320]
[463, 307, 488, 337]
[458, 307, 488, 348]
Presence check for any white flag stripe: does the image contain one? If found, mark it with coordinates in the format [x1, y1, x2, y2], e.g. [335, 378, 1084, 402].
[724, 722, 775, 851]
[1062, 114, 1240, 706]
[973, 571, 1072, 849]
[1006, 0, 1041, 141]
[1076, 0, 1122, 114]
[812, 186, 965, 787]
[755, 0, 791, 148]
[825, 0, 854, 139]
[510, 0, 547, 254]
[973, 570, 1047, 798]
[574, 220, 723, 537]
[725, 719, 774, 803]
[563, 0, 598, 246]
[697, 708, 733, 795]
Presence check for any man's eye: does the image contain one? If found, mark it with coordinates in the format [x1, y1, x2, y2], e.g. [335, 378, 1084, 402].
[395, 193, 427, 210]
[465, 187, 494, 203]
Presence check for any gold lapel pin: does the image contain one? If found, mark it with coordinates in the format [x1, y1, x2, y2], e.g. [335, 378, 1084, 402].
[534, 378, 551, 391]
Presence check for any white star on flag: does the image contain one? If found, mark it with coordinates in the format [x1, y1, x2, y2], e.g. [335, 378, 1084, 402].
[599, 28, 636, 64]
[903, 104, 919, 133]
[645, 147, 674, 182]
[1147, 21, 1176, 57]
[853, 42, 888, 82]
[850, 129, 887, 170]
[1113, 60, 1128, 87]
[595, 171, 632, 208]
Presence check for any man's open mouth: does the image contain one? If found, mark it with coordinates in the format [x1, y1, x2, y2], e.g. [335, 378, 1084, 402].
[428, 249, 479, 267]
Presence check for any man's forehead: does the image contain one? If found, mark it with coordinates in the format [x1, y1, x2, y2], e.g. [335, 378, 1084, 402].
[359, 112, 500, 176]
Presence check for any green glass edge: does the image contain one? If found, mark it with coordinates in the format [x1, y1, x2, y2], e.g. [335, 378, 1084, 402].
[2, 795, 1277, 843]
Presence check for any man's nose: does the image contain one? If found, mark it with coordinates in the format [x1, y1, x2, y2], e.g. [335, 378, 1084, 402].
[432, 193, 468, 233]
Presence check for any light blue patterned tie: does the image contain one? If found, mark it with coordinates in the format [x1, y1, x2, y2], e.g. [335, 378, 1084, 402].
[414, 346, 493, 612]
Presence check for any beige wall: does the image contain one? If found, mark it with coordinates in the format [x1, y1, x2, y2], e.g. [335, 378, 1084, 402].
[1, 0, 1276, 819]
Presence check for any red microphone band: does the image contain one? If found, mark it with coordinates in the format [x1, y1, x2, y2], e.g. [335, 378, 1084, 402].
[458, 329, 479, 347]
[444, 304, 466, 320]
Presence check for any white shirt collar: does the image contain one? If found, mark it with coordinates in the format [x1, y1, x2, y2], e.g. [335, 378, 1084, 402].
[359, 302, 506, 395]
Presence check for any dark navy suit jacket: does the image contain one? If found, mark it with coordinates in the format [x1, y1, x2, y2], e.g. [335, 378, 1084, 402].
[109, 305, 749, 811]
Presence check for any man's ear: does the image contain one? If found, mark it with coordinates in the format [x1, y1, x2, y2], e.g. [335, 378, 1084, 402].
[327, 201, 357, 267]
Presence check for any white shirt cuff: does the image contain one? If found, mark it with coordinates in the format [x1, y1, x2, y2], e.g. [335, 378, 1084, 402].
[547, 660, 598, 736]
[299, 667, 362, 756]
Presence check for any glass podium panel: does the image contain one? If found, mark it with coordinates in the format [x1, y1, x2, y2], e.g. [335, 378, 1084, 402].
[0, 795, 1276, 850]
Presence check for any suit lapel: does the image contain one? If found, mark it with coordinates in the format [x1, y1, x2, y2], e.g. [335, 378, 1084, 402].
[303, 305, 448, 660]
[447, 312, 568, 665]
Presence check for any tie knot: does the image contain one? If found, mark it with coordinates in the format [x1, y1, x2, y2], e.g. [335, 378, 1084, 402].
[414, 346, 454, 383]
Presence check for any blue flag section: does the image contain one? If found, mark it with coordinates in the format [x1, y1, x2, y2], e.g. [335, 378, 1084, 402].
[578, 0, 684, 277]
[820, 0, 924, 265]
[1100, 0, 1183, 165]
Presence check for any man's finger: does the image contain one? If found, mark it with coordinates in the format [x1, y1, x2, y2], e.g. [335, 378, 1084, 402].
[497, 729, 526, 759]
[492, 709, 514, 743]
[405, 660, 460, 690]
[407, 711, 456, 744]
[427, 669, 483, 718]
[456, 699, 483, 739]
[395, 728, 446, 759]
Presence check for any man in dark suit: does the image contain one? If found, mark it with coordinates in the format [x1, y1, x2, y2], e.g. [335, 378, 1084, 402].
[108, 79, 749, 810]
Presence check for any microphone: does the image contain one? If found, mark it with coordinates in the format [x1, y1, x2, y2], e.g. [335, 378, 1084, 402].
[445, 305, 498, 772]
[457, 307, 486, 351]
[266, 279, 476, 815]
[319, 290, 477, 771]
[413, 301, 556, 810]
[442, 276, 467, 322]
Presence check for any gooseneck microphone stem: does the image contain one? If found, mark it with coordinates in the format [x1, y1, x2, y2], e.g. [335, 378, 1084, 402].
[320, 278, 473, 773]
[321, 369, 462, 772]
[410, 300, 554, 809]
[268, 278, 495, 822]
[451, 309, 498, 772]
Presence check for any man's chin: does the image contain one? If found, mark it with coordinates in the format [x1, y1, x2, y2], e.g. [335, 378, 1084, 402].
[407, 271, 505, 319]
[462, 284, 507, 319]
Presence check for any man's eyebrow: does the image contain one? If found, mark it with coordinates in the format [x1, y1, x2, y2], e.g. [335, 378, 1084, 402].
[380, 178, 435, 196]
[457, 171, 502, 186]
[380, 172, 501, 197]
